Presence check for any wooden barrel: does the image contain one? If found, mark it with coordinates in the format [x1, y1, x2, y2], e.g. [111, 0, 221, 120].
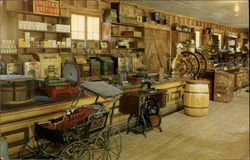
[1, 83, 29, 105]
[184, 80, 209, 116]
[0, 75, 35, 106]
[199, 78, 212, 100]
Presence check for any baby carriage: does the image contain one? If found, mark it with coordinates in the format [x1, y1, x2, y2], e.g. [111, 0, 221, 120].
[18, 81, 123, 160]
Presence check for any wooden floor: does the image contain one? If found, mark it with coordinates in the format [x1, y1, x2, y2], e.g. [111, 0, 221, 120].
[120, 89, 249, 160]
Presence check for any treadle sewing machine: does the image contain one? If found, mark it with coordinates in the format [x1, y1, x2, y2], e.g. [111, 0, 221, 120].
[119, 80, 166, 138]
[36, 61, 80, 99]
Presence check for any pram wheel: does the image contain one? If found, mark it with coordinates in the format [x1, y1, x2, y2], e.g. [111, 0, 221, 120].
[59, 141, 90, 160]
[18, 136, 60, 159]
[92, 127, 122, 160]
[18, 136, 42, 159]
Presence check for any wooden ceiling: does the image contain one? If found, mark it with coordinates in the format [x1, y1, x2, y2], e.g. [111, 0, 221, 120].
[124, 0, 249, 28]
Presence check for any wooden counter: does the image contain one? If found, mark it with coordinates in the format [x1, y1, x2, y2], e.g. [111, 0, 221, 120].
[0, 79, 185, 156]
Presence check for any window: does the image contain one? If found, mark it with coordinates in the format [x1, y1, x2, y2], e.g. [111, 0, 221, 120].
[217, 34, 221, 49]
[71, 14, 100, 40]
[218, 34, 222, 49]
[195, 31, 201, 48]
[71, 14, 85, 40]
[87, 17, 100, 40]
[214, 33, 222, 49]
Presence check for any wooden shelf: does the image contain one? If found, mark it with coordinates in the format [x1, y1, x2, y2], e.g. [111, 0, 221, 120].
[111, 48, 144, 50]
[111, 22, 144, 28]
[0, 53, 18, 55]
[76, 53, 113, 56]
[18, 29, 70, 34]
[11, 10, 70, 19]
[80, 73, 138, 81]
[172, 30, 195, 34]
[19, 47, 71, 49]
[111, 35, 143, 39]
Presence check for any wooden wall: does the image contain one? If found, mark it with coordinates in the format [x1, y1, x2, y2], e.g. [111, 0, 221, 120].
[0, 0, 7, 40]
[2, 0, 248, 37]
[137, 4, 248, 34]
[144, 29, 171, 73]
[114, 1, 248, 73]
[1, 0, 248, 74]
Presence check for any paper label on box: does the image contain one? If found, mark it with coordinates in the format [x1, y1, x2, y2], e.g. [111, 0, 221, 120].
[24, 62, 41, 78]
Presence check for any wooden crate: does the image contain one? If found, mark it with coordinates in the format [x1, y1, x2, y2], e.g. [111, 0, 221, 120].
[236, 72, 244, 89]
[111, 2, 138, 24]
[243, 68, 249, 87]
[214, 71, 234, 103]
[111, 2, 136, 17]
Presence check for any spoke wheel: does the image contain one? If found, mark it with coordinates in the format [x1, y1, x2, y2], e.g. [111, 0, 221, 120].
[18, 136, 62, 159]
[179, 59, 189, 76]
[146, 98, 161, 127]
[92, 127, 122, 160]
[185, 59, 194, 78]
[146, 98, 159, 116]
[18, 136, 41, 159]
[39, 139, 62, 158]
[181, 51, 201, 79]
[195, 51, 208, 78]
[59, 141, 90, 160]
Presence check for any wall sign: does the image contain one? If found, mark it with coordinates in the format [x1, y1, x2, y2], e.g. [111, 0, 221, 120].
[33, 0, 59, 16]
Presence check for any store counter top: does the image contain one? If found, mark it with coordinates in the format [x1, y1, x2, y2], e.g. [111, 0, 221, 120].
[0, 78, 185, 113]
[0, 78, 186, 155]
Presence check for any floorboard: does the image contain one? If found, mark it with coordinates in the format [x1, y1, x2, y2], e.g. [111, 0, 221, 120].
[119, 88, 249, 160]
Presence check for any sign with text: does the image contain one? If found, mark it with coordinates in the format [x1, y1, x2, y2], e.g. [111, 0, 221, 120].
[33, 0, 59, 16]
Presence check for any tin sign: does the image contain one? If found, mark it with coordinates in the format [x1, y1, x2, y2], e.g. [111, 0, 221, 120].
[33, 0, 59, 16]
